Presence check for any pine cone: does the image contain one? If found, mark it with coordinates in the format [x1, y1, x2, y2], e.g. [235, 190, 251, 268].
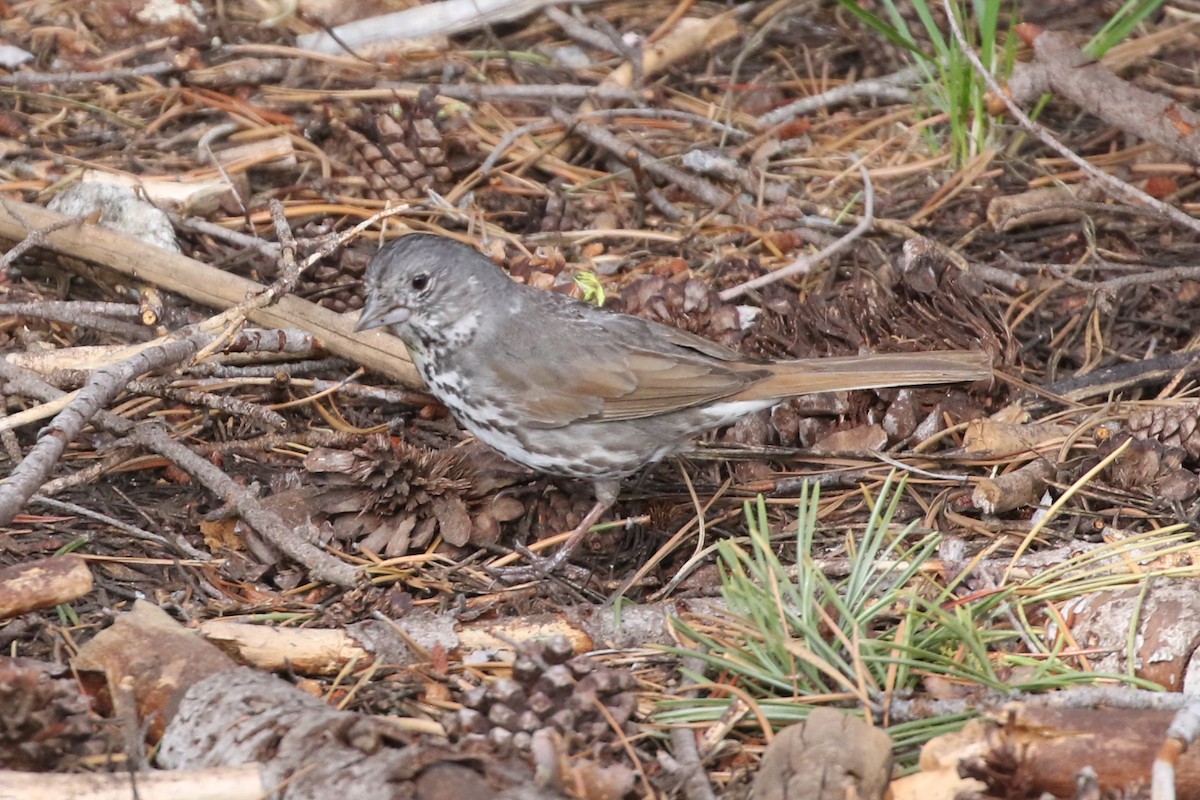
[337, 89, 479, 201]
[443, 636, 638, 755]
[300, 435, 518, 556]
[612, 271, 743, 349]
[1127, 405, 1200, 461]
[0, 658, 98, 770]
[1098, 432, 1200, 503]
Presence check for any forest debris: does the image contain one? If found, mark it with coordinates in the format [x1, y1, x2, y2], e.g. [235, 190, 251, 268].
[204, 599, 738, 677]
[962, 419, 1074, 457]
[553, 108, 743, 219]
[751, 708, 893, 800]
[442, 636, 638, 758]
[1128, 403, 1200, 460]
[0, 765, 265, 800]
[78, 169, 233, 215]
[3, 344, 156, 393]
[47, 182, 179, 253]
[959, 703, 1200, 798]
[131, 422, 360, 587]
[1063, 578, 1200, 691]
[1043, 350, 1200, 403]
[83, 0, 205, 41]
[336, 95, 479, 203]
[597, 13, 740, 96]
[986, 184, 1107, 232]
[888, 720, 989, 800]
[0, 555, 93, 620]
[1009, 24, 1200, 165]
[972, 459, 1055, 514]
[810, 424, 889, 453]
[0, 657, 99, 771]
[0, 200, 419, 386]
[76, 603, 565, 799]
[74, 601, 237, 742]
[1095, 432, 1200, 502]
[205, 134, 297, 174]
[295, 436, 505, 557]
[297, 0, 604, 55]
[200, 621, 371, 676]
[887, 766, 986, 800]
[0, 335, 211, 527]
[0, 42, 32, 68]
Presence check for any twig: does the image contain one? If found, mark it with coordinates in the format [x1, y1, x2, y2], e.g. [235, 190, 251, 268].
[481, 109, 748, 175]
[0, 361, 136, 437]
[756, 66, 922, 127]
[400, 82, 652, 102]
[0, 334, 212, 527]
[939, 0, 1200, 235]
[1009, 26, 1200, 165]
[168, 213, 282, 258]
[0, 198, 420, 385]
[36, 447, 138, 496]
[125, 378, 288, 432]
[129, 422, 359, 587]
[1049, 264, 1200, 297]
[1041, 350, 1200, 403]
[0, 300, 143, 319]
[0, 62, 176, 86]
[198, 428, 362, 456]
[542, 6, 620, 54]
[269, 199, 301, 296]
[29, 494, 208, 560]
[0, 301, 153, 339]
[719, 165, 875, 300]
[594, 17, 644, 90]
[870, 450, 972, 483]
[0, 208, 87, 269]
[296, 0, 607, 55]
[664, 655, 718, 800]
[186, 357, 352, 379]
[552, 108, 745, 218]
[0, 407, 21, 462]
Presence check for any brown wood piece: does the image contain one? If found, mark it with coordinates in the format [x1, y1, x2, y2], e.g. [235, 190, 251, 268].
[0, 199, 419, 386]
[995, 705, 1193, 797]
[0, 554, 93, 619]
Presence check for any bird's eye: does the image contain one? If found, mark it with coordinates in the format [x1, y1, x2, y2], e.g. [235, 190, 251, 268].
[411, 273, 430, 291]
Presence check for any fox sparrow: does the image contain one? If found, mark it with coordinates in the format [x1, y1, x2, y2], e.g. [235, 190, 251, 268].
[355, 233, 991, 578]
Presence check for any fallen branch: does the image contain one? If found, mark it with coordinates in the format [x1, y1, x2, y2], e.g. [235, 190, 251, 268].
[552, 108, 746, 218]
[0, 334, 211, 528]
[297, 0, 605, 55]
[1042, 350, 1200, 403]
[0, 555, 93, 620]
[0, 198, 418, 386]
[719, 165, 874, 300]
[0, 765, 265, 800]
[941, 9, 1200, 236]
[1008, 26, 1200, 166]
[130, 422, 359, 588]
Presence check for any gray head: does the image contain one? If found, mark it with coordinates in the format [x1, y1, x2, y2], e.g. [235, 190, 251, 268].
[355, 233, 510, 352]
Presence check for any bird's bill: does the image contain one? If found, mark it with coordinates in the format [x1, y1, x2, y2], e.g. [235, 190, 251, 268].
[354, 298, 411, 332]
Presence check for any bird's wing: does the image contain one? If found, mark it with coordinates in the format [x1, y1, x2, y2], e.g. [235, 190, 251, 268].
[486, 308, 766, 427]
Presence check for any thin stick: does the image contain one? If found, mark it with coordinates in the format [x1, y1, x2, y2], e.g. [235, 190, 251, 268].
[719, 165, 875, 300]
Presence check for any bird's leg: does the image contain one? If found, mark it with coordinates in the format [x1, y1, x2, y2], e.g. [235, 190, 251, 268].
[489, 480, 618, 584]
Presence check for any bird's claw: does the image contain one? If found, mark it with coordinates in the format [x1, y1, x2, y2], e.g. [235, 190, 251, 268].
[486, 543, 591, 585]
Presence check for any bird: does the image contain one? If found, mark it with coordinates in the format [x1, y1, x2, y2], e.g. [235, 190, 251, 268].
[355, 233, 991, 579]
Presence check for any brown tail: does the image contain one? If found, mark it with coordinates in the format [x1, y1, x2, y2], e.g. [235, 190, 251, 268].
[741, 350, 992, 401]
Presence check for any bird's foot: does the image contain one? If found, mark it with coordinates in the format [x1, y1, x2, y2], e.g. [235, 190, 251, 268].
[486, 498, 610, 585]
[486, 542, 592, 585]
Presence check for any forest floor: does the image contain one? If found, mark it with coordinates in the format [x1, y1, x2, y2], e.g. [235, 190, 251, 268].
[2, 1, 1200, 798]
